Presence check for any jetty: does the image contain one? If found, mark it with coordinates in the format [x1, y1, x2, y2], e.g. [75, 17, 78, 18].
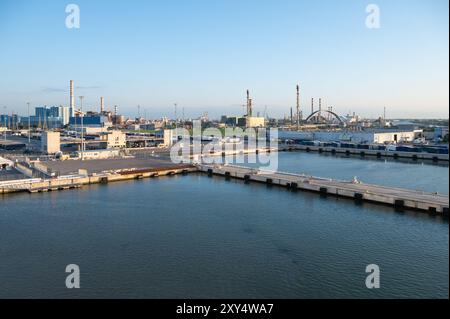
[198, 164, 449, 215]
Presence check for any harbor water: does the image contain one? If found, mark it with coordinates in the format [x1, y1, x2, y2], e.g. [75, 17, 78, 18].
[0, 152, 448, 298]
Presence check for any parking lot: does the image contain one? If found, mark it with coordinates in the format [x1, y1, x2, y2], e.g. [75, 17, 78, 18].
[42, 155, 184, 175]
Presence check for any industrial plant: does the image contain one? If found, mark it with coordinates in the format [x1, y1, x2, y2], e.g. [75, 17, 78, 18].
[0, 79, 448, 218]
[1, 0, 448, 302]
[0, 80, 448, 157]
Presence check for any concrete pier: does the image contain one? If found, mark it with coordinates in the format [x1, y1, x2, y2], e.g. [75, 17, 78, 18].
[281, 144, 449, 162]
[0, 165, 196, 194]
[2, 160, 448, 216]
[198, 164, 449, 215]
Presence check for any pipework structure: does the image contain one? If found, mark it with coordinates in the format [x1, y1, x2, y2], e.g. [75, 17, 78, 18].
[100, 97, 105, 113]
[246, 90, 253, 117]
[69, 80, 75, 117]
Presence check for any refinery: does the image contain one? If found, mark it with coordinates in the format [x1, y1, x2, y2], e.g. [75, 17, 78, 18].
[0, 80, 448, 154]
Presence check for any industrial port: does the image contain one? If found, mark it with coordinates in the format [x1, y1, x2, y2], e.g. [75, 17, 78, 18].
[1, 0, 448, 302]
[1, 80, 448, 216]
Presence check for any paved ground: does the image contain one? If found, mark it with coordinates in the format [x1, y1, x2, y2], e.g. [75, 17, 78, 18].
[0, 168, 27, 181]
[43, 155, 183, 175]
[129, 149, 172, 160]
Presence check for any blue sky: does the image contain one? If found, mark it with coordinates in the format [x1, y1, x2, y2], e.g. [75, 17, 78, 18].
[0, 0, 448, 119]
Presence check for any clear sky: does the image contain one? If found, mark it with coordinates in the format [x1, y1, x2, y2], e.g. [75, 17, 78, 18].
[0, 0, 448, 119]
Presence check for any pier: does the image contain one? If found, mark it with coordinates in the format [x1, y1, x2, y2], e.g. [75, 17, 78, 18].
[198, 164, 449, 215]
[2, 156, 448, 216]
[280, 144, 449, 162]
[0, 165, 196, 194]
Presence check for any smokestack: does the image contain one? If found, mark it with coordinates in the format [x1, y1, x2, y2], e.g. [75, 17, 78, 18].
[290, 107, 293, 125]
[296, 84, 300, 129]
[246, 90, 252, 117]
[100, 97, 104, 113]
[311, 98, 314, 115]
[70, 80, 75, 117]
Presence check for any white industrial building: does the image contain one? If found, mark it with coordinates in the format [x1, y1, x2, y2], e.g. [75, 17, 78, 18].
[279, 129, 423, 144]
[103, 131, 126, 149]
[41, 131, 61, 154]
[75, 149, 121, 160]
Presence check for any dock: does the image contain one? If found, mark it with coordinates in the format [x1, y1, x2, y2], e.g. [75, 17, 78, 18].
[198, 164, 449, 215]
[0, 165, 196, 194]
[2, 157, 448, 216]
[280, 144, 449, 162]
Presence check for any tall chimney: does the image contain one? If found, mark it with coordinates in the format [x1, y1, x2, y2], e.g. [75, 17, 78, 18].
[246, 90, 252, 117]
[100, 97, 104, 113]
[296, 84, 300, 129]
[311, 98, 314, 115]
[70, 80, 75, 117]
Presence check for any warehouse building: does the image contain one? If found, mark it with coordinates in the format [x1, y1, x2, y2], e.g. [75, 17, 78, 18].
[279, 129, 422, 144]
[69, 115, 112, 129]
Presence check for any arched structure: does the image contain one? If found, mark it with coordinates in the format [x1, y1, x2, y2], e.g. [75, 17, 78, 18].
[305, 110, 344, 124]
